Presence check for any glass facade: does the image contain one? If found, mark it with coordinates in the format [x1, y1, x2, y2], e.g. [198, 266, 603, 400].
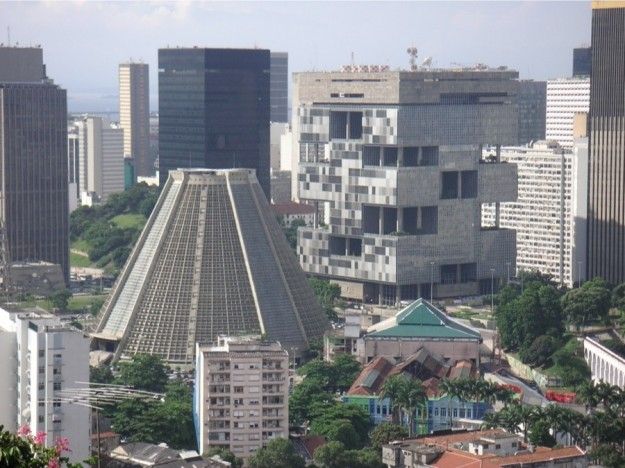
[158, 48, 271, 196]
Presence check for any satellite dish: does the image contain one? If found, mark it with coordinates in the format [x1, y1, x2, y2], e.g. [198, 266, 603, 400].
[421, 57, 433, 68]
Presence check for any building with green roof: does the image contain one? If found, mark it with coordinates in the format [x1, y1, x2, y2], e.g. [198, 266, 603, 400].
[360, 298, 482, 365]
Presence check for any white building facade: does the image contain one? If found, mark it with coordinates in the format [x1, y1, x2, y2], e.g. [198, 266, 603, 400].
[482, 141, 586, 287]
[78, 117, 124, 204]
[0, 308, 90, 462]
[194, 337, 289, 461]
[545, 78, 590, 149]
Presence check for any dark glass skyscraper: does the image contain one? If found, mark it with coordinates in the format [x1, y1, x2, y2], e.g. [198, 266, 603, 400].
[588, 2, 625, 284]
[573, 47, 592, 77]
[270, 52, 288, 122]
[158, 48, 270, 196]
[0, 47, 69, 283]
[517, 80, 546, 144]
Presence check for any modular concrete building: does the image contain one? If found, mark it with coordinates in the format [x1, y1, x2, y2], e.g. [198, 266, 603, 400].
[93, 169, 328, 365]
[294, 69, 518, 303]
[194, 337, 289, 460]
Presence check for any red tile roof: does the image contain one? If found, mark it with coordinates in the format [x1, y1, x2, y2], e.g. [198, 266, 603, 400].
[347, 356, 395, 395]
[482, 446, 586, 467]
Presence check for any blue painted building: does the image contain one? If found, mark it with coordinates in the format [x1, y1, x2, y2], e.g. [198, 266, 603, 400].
[342, 394, 489, 435]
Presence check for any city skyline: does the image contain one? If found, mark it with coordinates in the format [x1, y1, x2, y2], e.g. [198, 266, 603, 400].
[0, 1, 591, 112]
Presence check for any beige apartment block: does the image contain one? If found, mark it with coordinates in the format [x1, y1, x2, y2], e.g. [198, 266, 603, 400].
[195, 337, 289, 460]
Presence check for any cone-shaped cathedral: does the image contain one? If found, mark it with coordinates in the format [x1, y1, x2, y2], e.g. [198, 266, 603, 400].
[92, 169, 328, 365]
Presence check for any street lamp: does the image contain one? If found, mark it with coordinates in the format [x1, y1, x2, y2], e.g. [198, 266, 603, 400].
[429, 261, 435, 302]
[506, 262, 511, 284]
[577, 260, 583, 287]
[490, 268, 495, 314]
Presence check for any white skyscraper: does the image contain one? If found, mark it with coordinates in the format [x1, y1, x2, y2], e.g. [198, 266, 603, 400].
[119, 62, 151, 177]
[482, 141, 587, 286]
[545, 78, 590, 149]
[0, 308, 90, 462]
[78, 117, 124, 204]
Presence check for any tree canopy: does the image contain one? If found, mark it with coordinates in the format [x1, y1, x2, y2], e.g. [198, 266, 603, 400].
[308, 278, 341, 322]
[561, 277, 612, 327]
[117, 353, 169, 393]
[247, 438, 306, 468]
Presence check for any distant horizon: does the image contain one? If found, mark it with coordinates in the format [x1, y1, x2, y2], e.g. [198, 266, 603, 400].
[2, 1, 591, 112]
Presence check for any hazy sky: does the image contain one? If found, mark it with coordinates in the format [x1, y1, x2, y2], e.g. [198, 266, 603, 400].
[1, 1, 591, 112]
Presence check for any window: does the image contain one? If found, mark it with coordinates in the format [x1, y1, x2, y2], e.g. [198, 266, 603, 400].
[53, 382, 61, 391]
[349, 112, 363, 139]
[441, 264, 458, 284]
[363, 146, 380, 166]
[330, 111, 348, 139]
[38, 350, 45, 358]
[441, 171, 459, 199]
[460, 263, 477, 283]
[382, 147, 398, 166]
[483, 443, 489, 449]
[441, 408, 447, 417]
[461, 170, 478, 198]
[495, 444, 501, 449]
[234, 387, 244, 393]
[434, 408, 439, 416]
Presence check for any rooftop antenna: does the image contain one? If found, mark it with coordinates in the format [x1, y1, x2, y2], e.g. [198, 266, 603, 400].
[351, 51, 355, 67]
[407, 46, 418, 71]
[7, 26, 10, 46]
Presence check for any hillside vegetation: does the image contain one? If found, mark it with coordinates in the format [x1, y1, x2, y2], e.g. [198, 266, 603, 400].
[70, 183, 159, 274]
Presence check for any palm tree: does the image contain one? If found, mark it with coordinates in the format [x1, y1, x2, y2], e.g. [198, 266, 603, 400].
[379, 374, 405, 425]
[438, 379, 458, 429]
[379, 374, 427, 437]
[576, 381, 601, 414]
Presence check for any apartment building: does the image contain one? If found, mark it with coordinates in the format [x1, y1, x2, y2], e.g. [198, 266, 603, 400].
[546, 78, 590, 149]
[194, 337, 289, 460]
[294, 68, 518, 304]
[0, 307, 90, 462]
[482, 140, 587, 286]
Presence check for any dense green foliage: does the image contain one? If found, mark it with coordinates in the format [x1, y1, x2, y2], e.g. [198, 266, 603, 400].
[247, 438, 306, 468]
[308, 277, 341, 322]
[369, 423, 407, 450]
[281, 218, 307, 251]
[484, 382, 625, 467]
[495, 281, 564, 354]
[297, 354, 361, 392]
[314, 441, 384, 468]
[561, 277, 612, 327]
[94, 355, 195, 450]
[49, 289, 72, 312]
[89, 365, 114, 385]
[309, 404, 371, 449]
[70, 183, 158, 272]
[117, 354, 169, 393]
[518, 335, 558, 367]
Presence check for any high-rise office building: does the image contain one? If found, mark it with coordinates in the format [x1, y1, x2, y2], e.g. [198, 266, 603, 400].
[270, 52, 288, 123]
[0, 307, 90, 462]
[573, 47, 592, 77]
[158, 48, 270, 196]
[78, 117, 124, 204]
[93, 169, 327, 365]
[119, 62, 151, 177]
[517, 80, 546, 144]
[0, 47, 69, 283]
[546, 77, 590, 149]
[68, 126, 80, 212]
[295, 69, 518, 304]
[587, 1, 625, 284]
[195, 337, 289, 460]
[482, 141, 587, 287]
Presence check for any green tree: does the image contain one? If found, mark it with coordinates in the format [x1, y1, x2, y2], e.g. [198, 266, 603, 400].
[314, 442, 383, 468]
[289, 379, 334, 426]
[309, 404, 371, 449]
[518, 335, 558, 367]
[369, 423, 407, 450]
[561, 277, 612, 327]
[612, 283, 625, 312]
[378, 374, 426, 437]
[117, 354, 169, 393]
[205, 447, 243, 468]
[90, 365, 114, 385]
[49, 289, 72, 312]
[528, 420, 556, 447]
[309, 277, 341, 322]
[247, 438, 305, 468]
[282, 218, 307, 251]
[297, 355, 361, 393]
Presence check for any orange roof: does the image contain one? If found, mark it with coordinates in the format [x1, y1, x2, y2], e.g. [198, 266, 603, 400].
[347, 356, 395, 396]
[482, 446, 586, 467]
[431, 450, 482, 468]
[421, 429, 508, 447]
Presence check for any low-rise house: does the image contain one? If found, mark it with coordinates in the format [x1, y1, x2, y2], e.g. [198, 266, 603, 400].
[382, 429, 587, 467]
[342, 348, 488, 435]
